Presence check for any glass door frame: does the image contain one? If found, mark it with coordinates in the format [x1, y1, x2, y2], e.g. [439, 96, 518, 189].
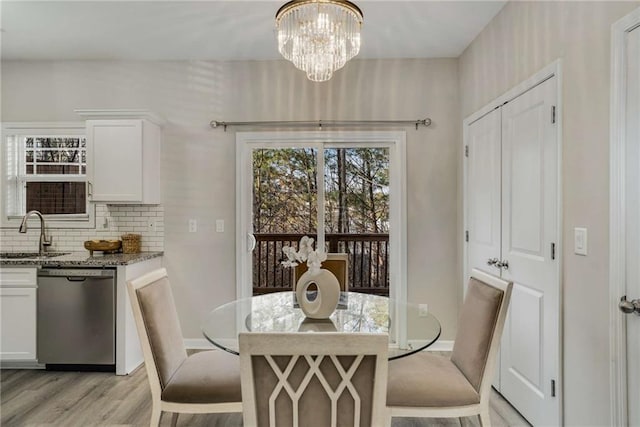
[236, 130, 408, 347]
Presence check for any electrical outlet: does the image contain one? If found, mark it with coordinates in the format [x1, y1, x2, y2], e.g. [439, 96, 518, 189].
[97, 217, 110, 232]
[418, 304, 429, 317]
[188, 219, 197, 233]
[216, 219, 224, 233]
[147, 218, 157, 233]
[98, 217, 116, 232]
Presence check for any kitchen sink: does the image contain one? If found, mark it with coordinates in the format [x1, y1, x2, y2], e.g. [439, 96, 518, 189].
[0, 252, 70, 259]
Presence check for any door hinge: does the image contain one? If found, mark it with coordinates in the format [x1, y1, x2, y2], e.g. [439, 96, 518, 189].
[551, 242, 556, 260]
[465, 230, 469, 242]
[551, 379, 556, 397]
[551, 106, 556, 124]
[465, 145, 469, 158]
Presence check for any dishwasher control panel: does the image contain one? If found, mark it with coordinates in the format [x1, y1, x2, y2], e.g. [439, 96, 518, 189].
[39, 268, 115, 278]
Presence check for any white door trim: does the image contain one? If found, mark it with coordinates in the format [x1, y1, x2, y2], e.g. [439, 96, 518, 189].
[235, 131, 408, 345]
[462, 59, 563, 425]
[610, 7, 640, 427]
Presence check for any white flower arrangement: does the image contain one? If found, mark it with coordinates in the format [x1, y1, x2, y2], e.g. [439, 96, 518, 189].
[281, 236, 327, 274]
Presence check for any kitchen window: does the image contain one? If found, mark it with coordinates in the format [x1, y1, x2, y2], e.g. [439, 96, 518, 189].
[1, 123, 95, 228]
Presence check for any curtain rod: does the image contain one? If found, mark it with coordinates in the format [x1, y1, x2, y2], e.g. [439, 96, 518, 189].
[209, 118, 432, 131]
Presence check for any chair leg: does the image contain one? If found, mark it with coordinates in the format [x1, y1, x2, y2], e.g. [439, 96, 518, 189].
[479, 409, 491, 427]
[171, 412, 179, 427]
[150, 403, 162, 427]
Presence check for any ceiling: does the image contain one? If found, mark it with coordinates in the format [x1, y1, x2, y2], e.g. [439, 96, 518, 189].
[0, 1, 506, 61]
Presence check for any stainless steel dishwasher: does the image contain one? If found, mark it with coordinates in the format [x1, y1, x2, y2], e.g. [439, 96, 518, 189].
[37, 268, 115, 370]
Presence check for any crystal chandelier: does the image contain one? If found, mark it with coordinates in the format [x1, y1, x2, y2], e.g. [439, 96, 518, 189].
[275, 0, 363, 82]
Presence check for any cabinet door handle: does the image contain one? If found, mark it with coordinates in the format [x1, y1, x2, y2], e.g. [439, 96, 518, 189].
[88, 181, 93, 198]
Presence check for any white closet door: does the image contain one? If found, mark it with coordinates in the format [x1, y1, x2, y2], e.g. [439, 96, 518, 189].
[466, 108, 502, 278]
[624, 24, 640, 427]
[500, 76, 559, 426]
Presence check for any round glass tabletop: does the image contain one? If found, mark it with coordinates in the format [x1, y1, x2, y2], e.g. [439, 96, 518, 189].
[201, 291, 441, 360]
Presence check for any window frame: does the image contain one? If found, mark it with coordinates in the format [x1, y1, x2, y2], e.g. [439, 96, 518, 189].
[1, 122, 95, 229]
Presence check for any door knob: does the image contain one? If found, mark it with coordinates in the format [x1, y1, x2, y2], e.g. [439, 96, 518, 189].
[496, 260, 509, 270]
[487, 258, 499, 266]
[619, 296, 640, 315]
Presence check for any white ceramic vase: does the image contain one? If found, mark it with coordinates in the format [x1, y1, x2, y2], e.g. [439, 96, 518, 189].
[295, 268, 340, 319]
[298, 318, 338, 332]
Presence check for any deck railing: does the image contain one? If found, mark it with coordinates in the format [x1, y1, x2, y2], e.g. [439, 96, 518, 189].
[253, 233, 390, 296]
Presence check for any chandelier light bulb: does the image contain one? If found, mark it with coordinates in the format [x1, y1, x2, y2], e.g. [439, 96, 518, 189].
[275, 0, 363, 82]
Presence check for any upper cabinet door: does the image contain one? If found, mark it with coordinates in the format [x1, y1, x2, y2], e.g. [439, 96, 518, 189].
[466, 107, 502, 278]
[86, 119, 161, 204]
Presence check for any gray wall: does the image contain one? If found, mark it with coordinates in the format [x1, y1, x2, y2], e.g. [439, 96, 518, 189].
[1, 58, 461, 340]
[459, 1, 640, 425]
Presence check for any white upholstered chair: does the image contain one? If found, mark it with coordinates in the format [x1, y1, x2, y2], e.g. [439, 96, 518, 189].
[239, 332, 389, 427]
[386, 268, 512, 426]
[294, 253, 349, 291]
[127, 268, 242, 426]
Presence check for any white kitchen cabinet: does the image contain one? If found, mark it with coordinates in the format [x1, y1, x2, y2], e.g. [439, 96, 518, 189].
[115, 256, 163, 375]
[0, 268, 37, 361]
[84, 114, 161, 204]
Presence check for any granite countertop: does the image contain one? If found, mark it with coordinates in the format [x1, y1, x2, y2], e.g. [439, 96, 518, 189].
[0, 251, 163, 267]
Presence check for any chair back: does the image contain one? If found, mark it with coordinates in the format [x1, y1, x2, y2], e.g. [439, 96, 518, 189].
[239, 332, 388, 427]
[450, 269, 512, 400]
[294, 253, 349, 292]
[127, 268, 188, 399]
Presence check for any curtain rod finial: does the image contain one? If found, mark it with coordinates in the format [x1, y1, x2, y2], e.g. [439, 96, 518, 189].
[210, 121, 229, 131]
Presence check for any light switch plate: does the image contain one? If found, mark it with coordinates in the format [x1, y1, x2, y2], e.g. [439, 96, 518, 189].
[574, 227, 587, 256]
[215, 219, 224, 233]
[188, 219, 197, 233]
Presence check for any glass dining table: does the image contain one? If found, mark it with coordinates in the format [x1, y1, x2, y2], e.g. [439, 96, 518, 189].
[201, 291, 441, 360]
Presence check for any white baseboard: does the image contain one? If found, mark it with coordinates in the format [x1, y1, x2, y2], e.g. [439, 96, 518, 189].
[185, 338, 454, 352]
[408, 339, 454, 352]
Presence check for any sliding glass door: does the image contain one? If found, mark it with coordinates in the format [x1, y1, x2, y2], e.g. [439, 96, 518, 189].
[236, 131, 407, 347]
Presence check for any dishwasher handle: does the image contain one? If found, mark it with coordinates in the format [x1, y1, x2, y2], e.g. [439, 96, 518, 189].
[65, 276, 114, 282]
[39, 269, 115, 279]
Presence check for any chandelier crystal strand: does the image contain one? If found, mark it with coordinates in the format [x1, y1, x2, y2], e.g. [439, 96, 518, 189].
[276, 0, 363, 82]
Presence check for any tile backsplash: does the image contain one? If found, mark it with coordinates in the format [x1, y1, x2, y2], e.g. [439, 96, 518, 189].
[0, 204, 164, 253]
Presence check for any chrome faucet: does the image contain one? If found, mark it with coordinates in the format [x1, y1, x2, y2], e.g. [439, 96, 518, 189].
[19, 210, 52, 256]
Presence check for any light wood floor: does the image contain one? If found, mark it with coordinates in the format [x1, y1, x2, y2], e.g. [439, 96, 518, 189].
[1, 364, 530, 427]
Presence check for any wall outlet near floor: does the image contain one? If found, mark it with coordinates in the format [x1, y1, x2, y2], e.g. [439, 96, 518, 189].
[418, 304, 429, 317]
[188, 219, 197, 233]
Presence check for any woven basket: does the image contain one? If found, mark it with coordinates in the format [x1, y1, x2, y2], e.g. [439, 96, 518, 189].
[121, 233, 141, 254]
